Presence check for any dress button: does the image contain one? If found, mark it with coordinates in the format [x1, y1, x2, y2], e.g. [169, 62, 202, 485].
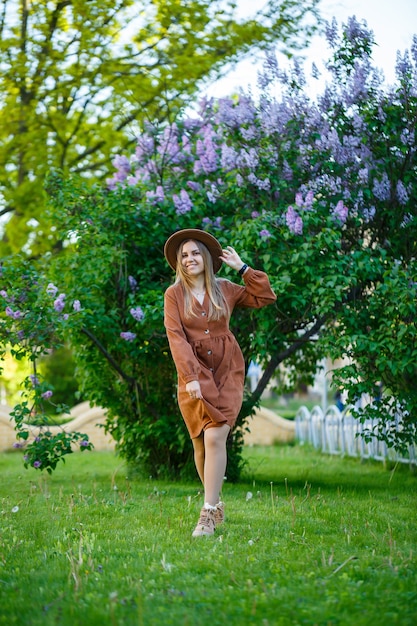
[207, 350, 212, 355]
[202, 312, 206, 316]
[204, 329, 209, 334]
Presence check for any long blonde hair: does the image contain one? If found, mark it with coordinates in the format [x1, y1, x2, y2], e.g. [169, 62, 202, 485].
[175, 239, 229, 321]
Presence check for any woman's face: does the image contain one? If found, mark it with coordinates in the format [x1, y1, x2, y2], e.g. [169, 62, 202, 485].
[180, 240, 205, 277]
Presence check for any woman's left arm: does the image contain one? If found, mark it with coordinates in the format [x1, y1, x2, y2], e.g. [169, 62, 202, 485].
[220, 246, 277, 309]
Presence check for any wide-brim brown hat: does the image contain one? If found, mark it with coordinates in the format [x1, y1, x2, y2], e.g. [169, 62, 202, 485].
[164, 229, 223, 273]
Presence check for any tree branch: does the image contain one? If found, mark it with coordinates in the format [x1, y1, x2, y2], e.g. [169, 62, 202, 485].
[249, 314, 329, 408]
[81, 327, 135, 383]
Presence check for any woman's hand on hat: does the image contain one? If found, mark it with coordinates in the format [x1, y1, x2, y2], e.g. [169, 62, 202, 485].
[219, 246, 244, 271]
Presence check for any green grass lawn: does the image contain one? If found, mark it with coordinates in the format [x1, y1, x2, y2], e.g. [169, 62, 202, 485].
[0, 445, 416, 626]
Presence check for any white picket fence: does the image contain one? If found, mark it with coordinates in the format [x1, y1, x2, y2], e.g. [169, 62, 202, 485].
[295, 405, 416, 466]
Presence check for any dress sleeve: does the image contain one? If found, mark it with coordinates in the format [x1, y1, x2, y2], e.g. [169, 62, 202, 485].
[225, 267, 277, 309]
[164, 287, 201, 383]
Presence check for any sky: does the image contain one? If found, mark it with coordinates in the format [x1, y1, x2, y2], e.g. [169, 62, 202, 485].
[203, 0, 417, 98]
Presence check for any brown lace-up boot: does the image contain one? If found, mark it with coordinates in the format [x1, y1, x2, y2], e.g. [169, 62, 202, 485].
[192, 504, 216, 537]
[214, 501, 225, 526]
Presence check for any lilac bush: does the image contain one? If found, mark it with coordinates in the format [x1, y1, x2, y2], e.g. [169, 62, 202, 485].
[0, 257, 93, 473]
[100, 16, 417, 452]
[3, 17, 416, 476]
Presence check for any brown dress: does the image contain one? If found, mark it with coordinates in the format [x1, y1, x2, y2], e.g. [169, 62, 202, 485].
[164, 267, 277, 438]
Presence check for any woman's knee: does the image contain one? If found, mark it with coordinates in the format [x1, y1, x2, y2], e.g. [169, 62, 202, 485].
[204, 425, 230, 450]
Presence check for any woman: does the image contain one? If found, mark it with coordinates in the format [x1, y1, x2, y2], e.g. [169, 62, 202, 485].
[163, 229, 276, 537]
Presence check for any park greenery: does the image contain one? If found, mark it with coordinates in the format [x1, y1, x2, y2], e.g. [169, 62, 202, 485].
[0, 0, 319, 254]
[0, 446, 416, 625]
[0, 13, 416, 478]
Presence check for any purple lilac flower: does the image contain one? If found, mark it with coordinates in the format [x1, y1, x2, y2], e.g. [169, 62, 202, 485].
[112, 155, 131, 175]
[120, 332, 136, 341]
[146, 185, 165, 203]
[293, 216, 303, 235]
[358, 168, 368, 184]
[73, 300, 81, 312]
[182, 134, 192, 155]
[53, 293, 66, 312]
[311, 62, 321, 79]
[0, 290, 8, 299]
[282, 160, 293, 181]
[130, 306, 144, 322]
[395, 50, 413, 80]
[158, 124, 182, 164]
[128, 276, 137, 291]
[373, 173, 391, 202]
[237, 148, 259, 170]
[256, 178, 270, 191]
[235, 174, 244, 187]
[13, 442, 23, 448]
[400, 213, 412, 228]
[326, 18, 339, 48]
[195, 125, 218, 170]
[206, 183, 220, 203]
[220, 144, 237, 171]
[125, 173, 141, 187]
[13, 310, 22, 319]
[304, 191, 314, 208]
[286, 206, 298, 231]
[41, 390, 53, 399]
[106, 177, 117, 190]
[46, 283, 58, 297]
[202, 217, 212, 226]
[5, 306, 14, 317]
[17, 330, 25, 340]
[259, 229, 272, 240]
[332, 200, 349, 224]
[251, 211, 260, 218]
[33, 460, 42, 468]
[80, 440, 89, 447]
[295, 192, 303, 207]
[29, 375, 39, 386]
[187, 181, 201, 192]
[396, 181, 409, 205]
[173, 189, 193, 215]
[135, 134, 155, 160]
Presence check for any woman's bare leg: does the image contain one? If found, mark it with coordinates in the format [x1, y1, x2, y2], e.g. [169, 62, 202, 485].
[202, 424, 230, 506]
[191, 433, 205, 485]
